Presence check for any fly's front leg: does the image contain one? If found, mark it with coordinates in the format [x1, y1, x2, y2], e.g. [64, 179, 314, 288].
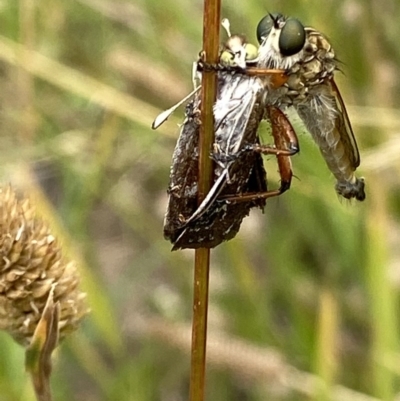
[245, 68, 288, 89]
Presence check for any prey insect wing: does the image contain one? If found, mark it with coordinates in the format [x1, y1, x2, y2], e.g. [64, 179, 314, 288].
[183, 75, 263, 224]
[163, 101, 201, 242]
[167, 72, 268, 250]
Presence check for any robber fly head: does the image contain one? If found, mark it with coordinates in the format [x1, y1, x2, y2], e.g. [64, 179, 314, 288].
[220, 18, 258, 68]
[256, 13, 306, 69]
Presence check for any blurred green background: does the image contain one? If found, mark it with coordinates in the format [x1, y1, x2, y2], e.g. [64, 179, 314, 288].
[0, 0, 400, 400]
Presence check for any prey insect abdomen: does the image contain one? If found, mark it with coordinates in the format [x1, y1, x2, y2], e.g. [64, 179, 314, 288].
[171, 74, 268, 250]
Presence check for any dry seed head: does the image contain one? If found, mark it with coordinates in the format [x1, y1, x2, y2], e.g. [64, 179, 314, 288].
[0, 186, 89, 346]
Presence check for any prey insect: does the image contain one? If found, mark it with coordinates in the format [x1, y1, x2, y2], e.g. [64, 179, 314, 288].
[256, 13, 365, 200]
[163, 99, 297, 250]
[157, 21, 299, 250]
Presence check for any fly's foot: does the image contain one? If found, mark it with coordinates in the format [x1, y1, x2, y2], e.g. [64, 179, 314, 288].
[279, 180, 291, 193]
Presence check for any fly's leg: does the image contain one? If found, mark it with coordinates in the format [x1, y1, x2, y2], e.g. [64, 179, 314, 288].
[220, 106, 299, 203]
[257, 106, 299, 192]
[245, 68, 288, 89]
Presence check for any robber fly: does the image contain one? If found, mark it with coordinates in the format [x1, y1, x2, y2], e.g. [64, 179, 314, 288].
[159, 21, 298, 250]
[256, 13, 365, 201]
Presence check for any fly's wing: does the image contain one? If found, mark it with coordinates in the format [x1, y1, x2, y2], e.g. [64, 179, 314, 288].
[295, 80, 365, 200]
[163, 100, 201, 243]
[329, 79, 360, 167]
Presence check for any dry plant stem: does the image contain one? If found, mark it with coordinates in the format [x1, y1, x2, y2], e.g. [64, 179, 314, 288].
[25, 288, 60, 401]
[190, 1, 221, 401]
[191, 250, 211, 401]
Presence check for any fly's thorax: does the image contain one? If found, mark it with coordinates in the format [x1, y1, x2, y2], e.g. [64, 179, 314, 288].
[272, 33, 336, 106]
[298, 28, 336, 81]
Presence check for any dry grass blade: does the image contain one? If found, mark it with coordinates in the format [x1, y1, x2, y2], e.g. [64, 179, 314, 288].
[25, 287, 59, 401]
[108, 47, 189, 103]
[348, 105, 400, 130]
[361, 136, 400, 171]
[0, 35, 180, 135]
[75, 0, 145, 32]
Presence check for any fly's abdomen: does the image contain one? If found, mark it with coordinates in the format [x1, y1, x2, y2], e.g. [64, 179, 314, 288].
[315, 125, 365, 201]
[296, 83, 365, 201]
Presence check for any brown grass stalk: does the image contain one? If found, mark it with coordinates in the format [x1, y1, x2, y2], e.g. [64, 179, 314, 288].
[189, 1, 221, 401]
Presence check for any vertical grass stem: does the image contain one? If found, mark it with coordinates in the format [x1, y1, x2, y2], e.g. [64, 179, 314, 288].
[189, 1, 221, 400]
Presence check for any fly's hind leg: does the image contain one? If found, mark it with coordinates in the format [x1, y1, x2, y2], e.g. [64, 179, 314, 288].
[221, 106, 299, 203]
[257, 106, 299, 193]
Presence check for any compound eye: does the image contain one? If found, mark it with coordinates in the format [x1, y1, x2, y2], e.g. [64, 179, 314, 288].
[220, 50, 234, 66]
[279, 18, 306, 56]
[256, 12, 282, 44]
[244, 43, 258, 62]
